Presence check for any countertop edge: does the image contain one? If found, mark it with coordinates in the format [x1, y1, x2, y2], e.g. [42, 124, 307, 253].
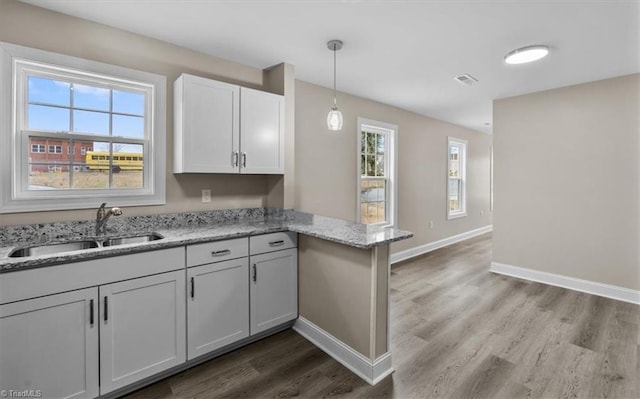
[0, 222, 413, 274]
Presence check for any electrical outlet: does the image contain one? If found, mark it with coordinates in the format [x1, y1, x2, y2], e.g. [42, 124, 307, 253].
[201, 189, 211, 203]
[480, 209, 484, 216]
[429, 220, 434, 229]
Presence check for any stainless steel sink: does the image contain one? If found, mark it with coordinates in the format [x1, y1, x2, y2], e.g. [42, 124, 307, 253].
[9, 240, 100, 258]
[102, 233, 164, 247]
[8, 232, 164, 258]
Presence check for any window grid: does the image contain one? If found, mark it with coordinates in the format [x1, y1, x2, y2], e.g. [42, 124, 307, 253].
[21, 67, 148, 191]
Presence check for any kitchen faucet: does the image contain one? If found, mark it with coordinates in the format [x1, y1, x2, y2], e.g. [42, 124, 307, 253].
[96, 202, 123, 236]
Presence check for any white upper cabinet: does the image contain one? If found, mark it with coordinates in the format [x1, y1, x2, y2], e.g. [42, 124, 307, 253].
[174, 74, 284, 174]
[240, 87, 284, 174]
[174, 74, 239, 173]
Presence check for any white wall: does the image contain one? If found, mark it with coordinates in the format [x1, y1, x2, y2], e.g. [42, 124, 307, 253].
[493, 74, 639, 291]
[295, 80, 492, 255]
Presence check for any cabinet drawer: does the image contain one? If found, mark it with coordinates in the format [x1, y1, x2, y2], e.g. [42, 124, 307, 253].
[250, 232, 297, 255]
[187, 238, 248, 267]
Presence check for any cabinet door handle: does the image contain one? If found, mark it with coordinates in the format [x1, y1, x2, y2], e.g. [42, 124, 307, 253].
[232, 151, 239, 167]
[90, 299, 94, 326]
[211, 249, 231, 257]
[104, 296, 108, 322]
[269, 240, 285, 247]
[190, 277, 195, 298]
[242, 152, 247, 168]
[252, 264, 257, 283]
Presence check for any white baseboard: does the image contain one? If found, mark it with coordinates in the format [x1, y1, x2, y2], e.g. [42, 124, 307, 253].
[490, 262, 640, 305]
[293, 316, 393, 385]
[391, 225, 493, 264]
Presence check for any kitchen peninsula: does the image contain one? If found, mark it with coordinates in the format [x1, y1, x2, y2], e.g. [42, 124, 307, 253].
[0, 208, 412, 398]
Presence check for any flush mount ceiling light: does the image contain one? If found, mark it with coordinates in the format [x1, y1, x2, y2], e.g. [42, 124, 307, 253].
[504, 45, 549, 65]
[327, 39, 343, 131]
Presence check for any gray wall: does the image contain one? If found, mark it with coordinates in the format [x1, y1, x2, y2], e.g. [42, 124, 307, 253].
[2, 0, 493, 259]
[0, 0, 286, 226]
[493, 74, 639, 290]
[298, 236, 389, 359]
[295, 80, 492, 255]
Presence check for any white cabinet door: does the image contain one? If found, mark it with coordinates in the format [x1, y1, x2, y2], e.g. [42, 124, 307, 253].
[250, 248, 298, 334]
[240, 87, 284, 174]
[0, 288, 99, 399]
[187, 258, 249, 360]
[99, 271, 186, 394]
[174, 74, 240, 173]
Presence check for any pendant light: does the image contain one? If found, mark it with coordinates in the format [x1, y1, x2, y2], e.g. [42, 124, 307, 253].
[327, 39, 343, 131]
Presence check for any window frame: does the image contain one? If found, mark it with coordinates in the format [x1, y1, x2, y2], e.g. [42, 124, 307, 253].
[48, 145, 62, 154]
[447, 137, 468, 219]
[0, 42, 166, 213]
[356, 117, 398, 227]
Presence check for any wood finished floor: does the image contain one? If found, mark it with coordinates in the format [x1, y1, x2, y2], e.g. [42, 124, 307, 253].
[123, 233, 639, 399]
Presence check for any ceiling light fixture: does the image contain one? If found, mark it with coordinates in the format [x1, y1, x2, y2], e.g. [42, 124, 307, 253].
[327, 39, 343, 131]
[504, 45, 549, 65]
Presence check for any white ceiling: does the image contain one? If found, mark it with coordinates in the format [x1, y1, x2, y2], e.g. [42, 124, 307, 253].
[22, 0, 640, 134]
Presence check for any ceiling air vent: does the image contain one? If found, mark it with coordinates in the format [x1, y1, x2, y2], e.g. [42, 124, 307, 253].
[454, 74, 478, 86]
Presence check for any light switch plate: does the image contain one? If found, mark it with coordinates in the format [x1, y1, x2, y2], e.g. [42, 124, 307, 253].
[201, 189, 211, 203]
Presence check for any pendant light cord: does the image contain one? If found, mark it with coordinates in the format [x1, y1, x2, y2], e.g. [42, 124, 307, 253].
[333, 43, 337, 107]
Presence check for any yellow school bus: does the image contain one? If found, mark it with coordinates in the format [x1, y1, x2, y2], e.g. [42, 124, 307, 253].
[85, 151, 143, 172]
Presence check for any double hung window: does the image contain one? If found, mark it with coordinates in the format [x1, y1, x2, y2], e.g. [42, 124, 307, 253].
[357, 118, 397, 226]
[0, 42, 166, 213]
[447, 137, 467, 219]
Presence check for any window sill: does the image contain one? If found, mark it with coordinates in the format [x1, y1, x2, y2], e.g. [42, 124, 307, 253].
[447, 212, 467, 220]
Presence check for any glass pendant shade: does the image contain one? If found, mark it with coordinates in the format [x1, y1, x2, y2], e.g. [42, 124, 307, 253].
[327, 106, 343, 131]
[327, 39, 344, 131]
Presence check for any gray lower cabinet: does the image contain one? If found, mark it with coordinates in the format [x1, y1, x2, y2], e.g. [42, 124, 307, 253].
[0, 235, 297, 398]
[0, 268, 185, 398]
[0, 288, 99, 399]
[249, 233, 298, 335]
[187, 257, 250, 360]
[99, 271, 186, 394]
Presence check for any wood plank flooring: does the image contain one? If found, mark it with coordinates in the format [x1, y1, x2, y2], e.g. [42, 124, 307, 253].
[123, 233, 639, 398]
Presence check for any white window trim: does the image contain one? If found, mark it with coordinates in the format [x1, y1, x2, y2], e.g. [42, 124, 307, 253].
[447, 136, 468, 220]
[490, 145, 494, 212]
[356, 117, 398, 227]
[0, 42, 166, 213]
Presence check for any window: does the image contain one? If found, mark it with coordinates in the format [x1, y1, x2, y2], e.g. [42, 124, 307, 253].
[447, 137, 468, 219]
[0, 42, 166, 213]
[48, 145, 62, 154]
[356, 118, 397, 226]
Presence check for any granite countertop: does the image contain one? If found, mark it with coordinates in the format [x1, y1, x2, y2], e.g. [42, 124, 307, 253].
[0, 209, 413, 274]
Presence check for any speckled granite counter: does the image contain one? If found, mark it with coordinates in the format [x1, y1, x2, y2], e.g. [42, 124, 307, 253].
[0, 208, 413, 273]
